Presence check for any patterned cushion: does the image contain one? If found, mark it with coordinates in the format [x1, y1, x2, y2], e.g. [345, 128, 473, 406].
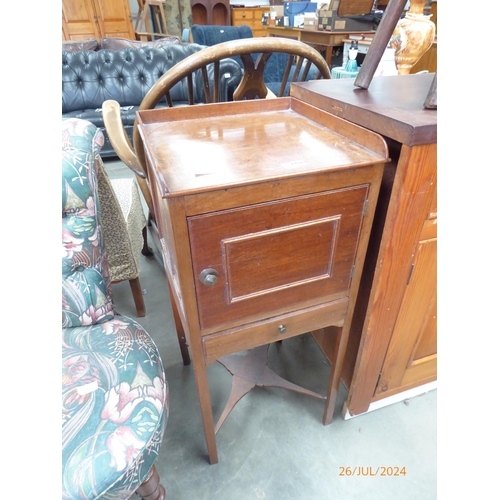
[62, 317, 168, 499]
[62, 118, 168, 499]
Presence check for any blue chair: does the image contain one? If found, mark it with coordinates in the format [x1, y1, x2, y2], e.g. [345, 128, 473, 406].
[190, 24, 253, 46]
[62, 118, 168, 500]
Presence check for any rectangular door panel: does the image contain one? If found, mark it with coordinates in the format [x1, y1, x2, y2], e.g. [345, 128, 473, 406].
[223, 216, 340, 302]
[94, 0, 134, 38]
[188, 185, 368, 330]
[62, 0, 100, 40]
[375, 237, 437, 395]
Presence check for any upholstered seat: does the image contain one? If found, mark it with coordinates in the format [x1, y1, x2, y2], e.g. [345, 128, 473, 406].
[62, 118, 168, 500]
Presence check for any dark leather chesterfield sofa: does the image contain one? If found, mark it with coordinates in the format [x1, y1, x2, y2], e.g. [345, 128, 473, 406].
[62, 42, 243, 157]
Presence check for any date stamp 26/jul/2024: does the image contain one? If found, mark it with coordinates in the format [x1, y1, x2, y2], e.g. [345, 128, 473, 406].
[339, 467, 407, 477]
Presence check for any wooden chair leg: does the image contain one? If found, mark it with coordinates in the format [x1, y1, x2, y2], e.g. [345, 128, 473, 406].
[135, 465, 166, 500]
[129, 277, 146, 317]
[142, 226, 154, 256]
[168, 283, 191, 365]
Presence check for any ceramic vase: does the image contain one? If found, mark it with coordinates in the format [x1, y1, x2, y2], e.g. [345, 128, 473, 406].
[389, 0, 436, 75]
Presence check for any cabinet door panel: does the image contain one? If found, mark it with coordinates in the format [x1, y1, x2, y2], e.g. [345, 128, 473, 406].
[94, 0, 135, 39]
[188, 186, 368, 330]
[62, 0, 100, 40]
[375, 236, 437, 395]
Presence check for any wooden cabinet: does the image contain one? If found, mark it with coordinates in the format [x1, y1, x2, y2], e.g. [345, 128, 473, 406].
[137, 97, 388, 463]
[62, 0, 135, 41]
[291, 73, 437, 416]
[231, 7, 269, 38]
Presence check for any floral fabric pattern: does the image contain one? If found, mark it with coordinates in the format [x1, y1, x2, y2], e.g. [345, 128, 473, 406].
[62, 118, 114, 328]
[62, 119, 168, 499]
[62, 318, 168, 500]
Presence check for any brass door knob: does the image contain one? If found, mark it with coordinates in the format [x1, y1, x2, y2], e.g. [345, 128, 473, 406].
[199, 268, 219, 287]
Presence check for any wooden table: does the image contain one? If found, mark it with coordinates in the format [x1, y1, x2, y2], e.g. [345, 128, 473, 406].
[290, 74, 437, 416]
[137, 97, 388, 464]
[267, 26, 375, 67]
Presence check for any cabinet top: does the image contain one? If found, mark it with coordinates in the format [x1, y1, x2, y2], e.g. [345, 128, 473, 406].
[291, 74, 437, 146]
[137, 98, 388, 198]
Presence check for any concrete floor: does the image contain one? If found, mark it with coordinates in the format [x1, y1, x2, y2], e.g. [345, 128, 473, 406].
[104, 159, 437, 500]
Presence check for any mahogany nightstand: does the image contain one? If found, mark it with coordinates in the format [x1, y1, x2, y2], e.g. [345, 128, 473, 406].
[137, 97, 388, 464]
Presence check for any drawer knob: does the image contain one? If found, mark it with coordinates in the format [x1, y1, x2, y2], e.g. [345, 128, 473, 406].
[199, 268, 219, 287]
[278, 324, 287, 335]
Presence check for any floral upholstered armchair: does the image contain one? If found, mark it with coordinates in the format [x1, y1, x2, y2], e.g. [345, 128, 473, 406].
[62, 118, 168, 500]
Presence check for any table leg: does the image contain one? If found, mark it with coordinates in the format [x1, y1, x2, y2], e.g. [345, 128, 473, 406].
[190, 340, 219, 464]
[325, 46, 333, 68]
[322, 324, 349, 425]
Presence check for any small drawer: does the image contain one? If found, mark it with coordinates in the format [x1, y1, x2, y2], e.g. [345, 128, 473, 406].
[202, 298, 348, 364]
[252, 29, 268, 38]
[232, 10, 251, 22]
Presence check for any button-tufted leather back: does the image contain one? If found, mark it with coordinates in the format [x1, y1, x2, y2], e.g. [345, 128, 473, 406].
[62, 44, 220, 114]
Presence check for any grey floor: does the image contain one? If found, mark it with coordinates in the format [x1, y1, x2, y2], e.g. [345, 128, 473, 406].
[104, 158, 437, 500]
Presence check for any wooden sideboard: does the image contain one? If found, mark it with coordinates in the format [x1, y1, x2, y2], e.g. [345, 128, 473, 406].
[231, 6, 269, 37]
[138, 98, 388, 463]
[291, 74, 437, 416]
[62, 0, 135, 41]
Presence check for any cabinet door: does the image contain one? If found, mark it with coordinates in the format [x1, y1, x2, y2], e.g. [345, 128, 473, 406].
[374, 216, 437, 398]
[93, 0, 135, 39]
[62, 0, 100, 40]
[188, 185, 369, 330]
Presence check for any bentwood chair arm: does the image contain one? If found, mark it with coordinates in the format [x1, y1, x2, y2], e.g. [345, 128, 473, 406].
[102, 99, 155, 216]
